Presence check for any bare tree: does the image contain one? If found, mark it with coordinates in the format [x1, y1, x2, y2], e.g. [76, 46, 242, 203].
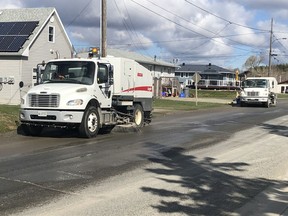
[243, 55, 265, 76]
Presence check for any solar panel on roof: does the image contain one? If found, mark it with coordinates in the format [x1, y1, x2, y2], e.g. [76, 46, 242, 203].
[20, 22, 38, 35]
[0, 36, 6, 49]
[8, 22, 25, 35]
[0, 36, 14, 51]
[0, 22, 14, 35]
[7, 36, 27, 52]
[0, 21, 38, 52]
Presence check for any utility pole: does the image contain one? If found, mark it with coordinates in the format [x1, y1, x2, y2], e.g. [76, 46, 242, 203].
[101, 0, 107, 57]
[268, 18, 273, 77]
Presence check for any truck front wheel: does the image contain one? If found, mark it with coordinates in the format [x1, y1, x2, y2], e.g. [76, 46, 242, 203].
[271, 96, 277, 106]
[79, 106, 100, 138]
[133, 104, 144, 127]
[265, 99, 270, 108]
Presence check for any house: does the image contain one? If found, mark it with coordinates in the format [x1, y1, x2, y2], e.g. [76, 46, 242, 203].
[78, 48, 179, 97]
[278, 80, 288, 93]
[0, 8, 74, 105]
[175, 63, 238, 90]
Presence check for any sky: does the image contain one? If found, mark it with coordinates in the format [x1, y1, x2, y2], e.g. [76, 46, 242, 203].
[1, 0, 288, 70]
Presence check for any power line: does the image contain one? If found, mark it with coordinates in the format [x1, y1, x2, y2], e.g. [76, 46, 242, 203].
[144, 0, 218, 36]
[272, 34, 288, 54]
[112, 0, 153, 57]
[107, 31, 268, 47]
[65, 0, 94, 29]
[122, 0, 153, 57]
[130, 0, 245, 51]
[184, 0, 269, 32]
[130, 0, 210, 38]
[130, 0, 268, 54]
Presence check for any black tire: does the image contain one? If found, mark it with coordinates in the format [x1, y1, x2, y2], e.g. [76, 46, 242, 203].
[144, 111, 152, 124]
[133, 104, 144, 127]
[271, 97, 277, 106]
[21, 124, 43, 136]
[78, 106, 100, 138]
[265, 99, 270, 108]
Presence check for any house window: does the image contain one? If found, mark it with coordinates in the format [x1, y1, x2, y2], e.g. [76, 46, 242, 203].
[48, 26, 55, 42]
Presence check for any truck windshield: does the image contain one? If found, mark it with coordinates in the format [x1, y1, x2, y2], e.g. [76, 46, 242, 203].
[41, 61, 95, 85]
[242, 79, 268, 88]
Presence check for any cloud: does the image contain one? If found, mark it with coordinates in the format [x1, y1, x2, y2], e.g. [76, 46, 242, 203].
[0, 0, 21, 9]
[3, 0, 288, 68]
[70, 31, 84, 40]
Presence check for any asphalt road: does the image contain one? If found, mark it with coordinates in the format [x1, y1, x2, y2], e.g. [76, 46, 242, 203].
[1, 100, 288, 215]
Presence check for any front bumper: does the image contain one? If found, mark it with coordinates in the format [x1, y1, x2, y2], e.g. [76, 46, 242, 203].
[240, 96, 268, 104]
[19, 109, 84, 124]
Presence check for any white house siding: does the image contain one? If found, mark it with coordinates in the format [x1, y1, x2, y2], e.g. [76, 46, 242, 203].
[22, 13, 73, 88]
[29, 13, 73, 64]
[0, 57, 22, 104]
[152, 65, 175, 78]
[0, 13, 73, 105]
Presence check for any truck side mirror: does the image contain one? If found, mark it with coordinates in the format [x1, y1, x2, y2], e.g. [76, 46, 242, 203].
[109, 65, 114, 85]
[19, 81, 24, 88]
[36, 61, 46, 85]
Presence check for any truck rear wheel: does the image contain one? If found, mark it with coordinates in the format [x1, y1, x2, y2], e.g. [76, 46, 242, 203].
[79, 106, 100, 138]
[144, 111, 152, 124]
[133, 104, 144, 127]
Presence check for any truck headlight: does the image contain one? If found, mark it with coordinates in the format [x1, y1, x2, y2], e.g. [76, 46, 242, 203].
[21, 98, 25, 105]
[67, 99, 83, 106]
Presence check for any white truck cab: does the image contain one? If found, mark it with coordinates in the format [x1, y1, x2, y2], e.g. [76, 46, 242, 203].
[19, 57, 153, 138]
[239, 77, 277, 108]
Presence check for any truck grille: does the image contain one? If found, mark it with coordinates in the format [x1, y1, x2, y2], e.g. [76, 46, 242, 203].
[247, 91, 259, 97]
[28, 94, 60, 107]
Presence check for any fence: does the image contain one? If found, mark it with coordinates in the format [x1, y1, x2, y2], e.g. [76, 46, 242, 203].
[196, 79, 240, 90]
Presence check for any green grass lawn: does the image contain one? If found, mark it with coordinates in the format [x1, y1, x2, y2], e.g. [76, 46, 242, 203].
[153, 99, 225, 111]
[189, 89, 237, 100]
[0, 105, 20, 133]
[154, 89, 235, 111]
[277, 93, 288, 99]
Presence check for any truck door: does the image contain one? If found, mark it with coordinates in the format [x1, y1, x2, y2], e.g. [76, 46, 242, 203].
[96, 64, 112, 108]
